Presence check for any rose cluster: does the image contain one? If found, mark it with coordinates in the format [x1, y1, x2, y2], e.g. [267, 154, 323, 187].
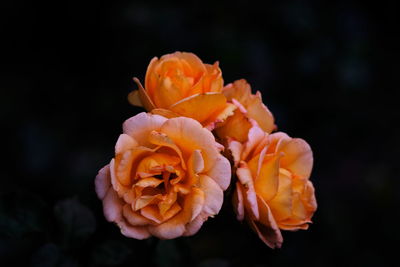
[95, 52, 317, 248]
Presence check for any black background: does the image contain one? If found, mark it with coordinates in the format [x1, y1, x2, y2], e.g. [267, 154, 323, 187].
[1, 0, 398, 266]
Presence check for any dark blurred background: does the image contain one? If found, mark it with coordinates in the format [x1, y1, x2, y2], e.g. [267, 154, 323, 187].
[1, 0, 398, 266]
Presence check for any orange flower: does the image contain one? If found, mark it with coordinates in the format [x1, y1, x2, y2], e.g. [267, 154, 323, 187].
[95, 113, 231, 239]
[128, 52, 235, 129]
[229, 125, 317, 248]
[215, 79, 275, 142]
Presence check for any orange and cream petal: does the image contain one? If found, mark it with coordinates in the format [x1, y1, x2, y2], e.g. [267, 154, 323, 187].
[250, 196, 283, 249]
[123, 112, 167, 147]
[168, 93, 228, 124]
[160, 117, 219, 172]
[205, 154, 231, 191]
[95, 164, 111, 200]
[278, 137, 313, 179]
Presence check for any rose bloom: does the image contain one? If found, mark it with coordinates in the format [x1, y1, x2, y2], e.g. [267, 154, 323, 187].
[129, 52, 235, 129]
[229, 125, 317, 248]
[95, 112, 231, 239]
[215, 79, 275, 142]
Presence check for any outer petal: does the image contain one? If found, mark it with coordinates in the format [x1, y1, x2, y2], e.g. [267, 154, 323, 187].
[103, 189, 123, 222]
[169, 93, 227, 124]
[279, 138, 313, 179]
[199, 175, 224, 216]
[228, 139, 243, 166]
[232, 182, 245, 221]
[115, 134, 138, 154]
[205, 154, 231, 191]
[160, 117, 219, 172]
[117, 219, 151, 239]
[122, 204, 152, 226]
[250, 196, 283, 249]
[245, 91, 275, 133]
[183, 213, 208, 236]
[123, 112, 167, 147]
[95, 165, 111, 200]
[236, 163, 259, 220]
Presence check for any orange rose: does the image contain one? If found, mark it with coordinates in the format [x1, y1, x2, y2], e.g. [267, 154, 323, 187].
[95, 112, 231, 239]
[229, 125, 317, 248]
[128, 52, 235, 129]
[215, 79, 275, 142]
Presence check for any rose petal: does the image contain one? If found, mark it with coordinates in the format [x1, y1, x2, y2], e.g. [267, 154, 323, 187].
[205, 154, 231, 191]
[249, 195, 283, 249]
[148, 188, 205, 239]
[199, 175, 224, 216]
[232, 182, 245, 221]
[122, 204, 152, 226]
[160, 117, 219, 172]
[279, 138, 313, 179]
[117, 219, 151, 239]
[268, 170, 293, 221]
[95, 164, 111, 200]
[228, 139, 243, 166]
[236, 163, 259, 220]
[115, 134, 138, 154]
[242, 125, 267, 161]
[189, 149, 204, 174]
[103, 189, 123, 222]
[183, 212, 208, 236]
[254, 153, 281, 202]
[148, 130, 186, 170]
[169, 93, 228, 124]
[123, 112, 167, 147]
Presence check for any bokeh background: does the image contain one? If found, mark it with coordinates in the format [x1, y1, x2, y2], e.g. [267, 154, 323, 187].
[1, 0, 398, 266]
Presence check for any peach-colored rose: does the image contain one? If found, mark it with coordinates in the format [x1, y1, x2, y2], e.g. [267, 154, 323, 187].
[215, 79, 275, 142]
[128, 52, 235, 129]
[229, 125, 317, 248]
[95, 112, 231, 239]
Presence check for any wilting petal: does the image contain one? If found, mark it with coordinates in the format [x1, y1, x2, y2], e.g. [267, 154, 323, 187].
[103, 189, 123, 222]
[250, 196, 283, 249]
[228, 140, 243, 165]
[279, 138, 313, 179]
[199, 175, 224, 216]
[232, 182, 245, 221]
[205, 154, 231, 190]
[123, 113, 167, 147]
[169, 93, 227, 124]
[236, 163, 259, 220]
[160, 117, 219, 172]
[117, 219, 151, 239]
[115, 134, 138, 154]
[95, 165, 111, 200]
